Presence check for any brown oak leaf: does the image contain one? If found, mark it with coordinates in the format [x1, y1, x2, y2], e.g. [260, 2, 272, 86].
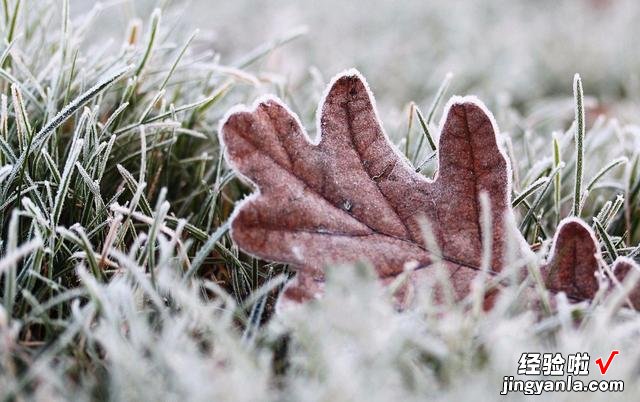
[543, 218, 603, 301]
[544, 217, 640, 309]
[220, 69, 529, 309]
[611, 257, 640, 309]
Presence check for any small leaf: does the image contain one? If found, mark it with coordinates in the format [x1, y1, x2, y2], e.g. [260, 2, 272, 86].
[545, 218, 640, 310]
[544, 218, 601, 301]
[611, 257, 640, 309]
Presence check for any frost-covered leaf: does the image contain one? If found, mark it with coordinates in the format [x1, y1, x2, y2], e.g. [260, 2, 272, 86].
[544, 218, 640, 310]
[220, 69, 527, 308]
[543, 218, 602, 301]
[611, 257, 640, 309]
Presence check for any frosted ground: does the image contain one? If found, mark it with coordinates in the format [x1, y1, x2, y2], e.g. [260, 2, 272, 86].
[2, 0, 640, 400]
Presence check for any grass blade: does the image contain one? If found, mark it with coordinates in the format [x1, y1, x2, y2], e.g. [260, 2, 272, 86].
[572, 74, 585, 216]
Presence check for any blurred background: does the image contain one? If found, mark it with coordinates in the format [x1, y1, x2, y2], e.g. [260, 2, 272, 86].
[73, 0, 640, 113]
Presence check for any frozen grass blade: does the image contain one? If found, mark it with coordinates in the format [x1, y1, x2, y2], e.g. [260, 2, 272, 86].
[519, 163, 563, 232]
[479, 191, 492, 273]
[134, 8, 161, 78]
[56, 225, 102, 281]
[233, 26, 307, 68]
[158, 29, 198, 91]
[4, 0, 19, 52]
[10, 84, 31, 151]
[605, 194, 624, 229]
[426, 72, 452, 123]
[512, 177, 548, 208]
[586, 156, 627, 191]
[404, 102, 415, 157]
[594, 217, 618, 260]
[553, 134, 561, 222]
[572, 73, 585, 216]
[144, 188, 169, 284]
[412, 72, 450, 161]
[2, 211, 18, 317]
[597, 201, 612, 224]
[51, 138, 83, 226]
[184, 220, 229, 280]
[411, 105, 436, 163]
[33, 65, 131, 150]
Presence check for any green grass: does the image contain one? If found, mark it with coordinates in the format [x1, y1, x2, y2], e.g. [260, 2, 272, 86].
[0, 1, 291, 397]
[1, 1, 640, 401]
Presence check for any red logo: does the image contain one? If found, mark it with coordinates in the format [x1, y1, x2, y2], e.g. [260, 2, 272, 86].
[595, 351, 619, 375]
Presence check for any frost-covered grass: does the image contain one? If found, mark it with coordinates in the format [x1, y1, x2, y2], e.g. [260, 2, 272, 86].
[2, 0, 640, 400]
